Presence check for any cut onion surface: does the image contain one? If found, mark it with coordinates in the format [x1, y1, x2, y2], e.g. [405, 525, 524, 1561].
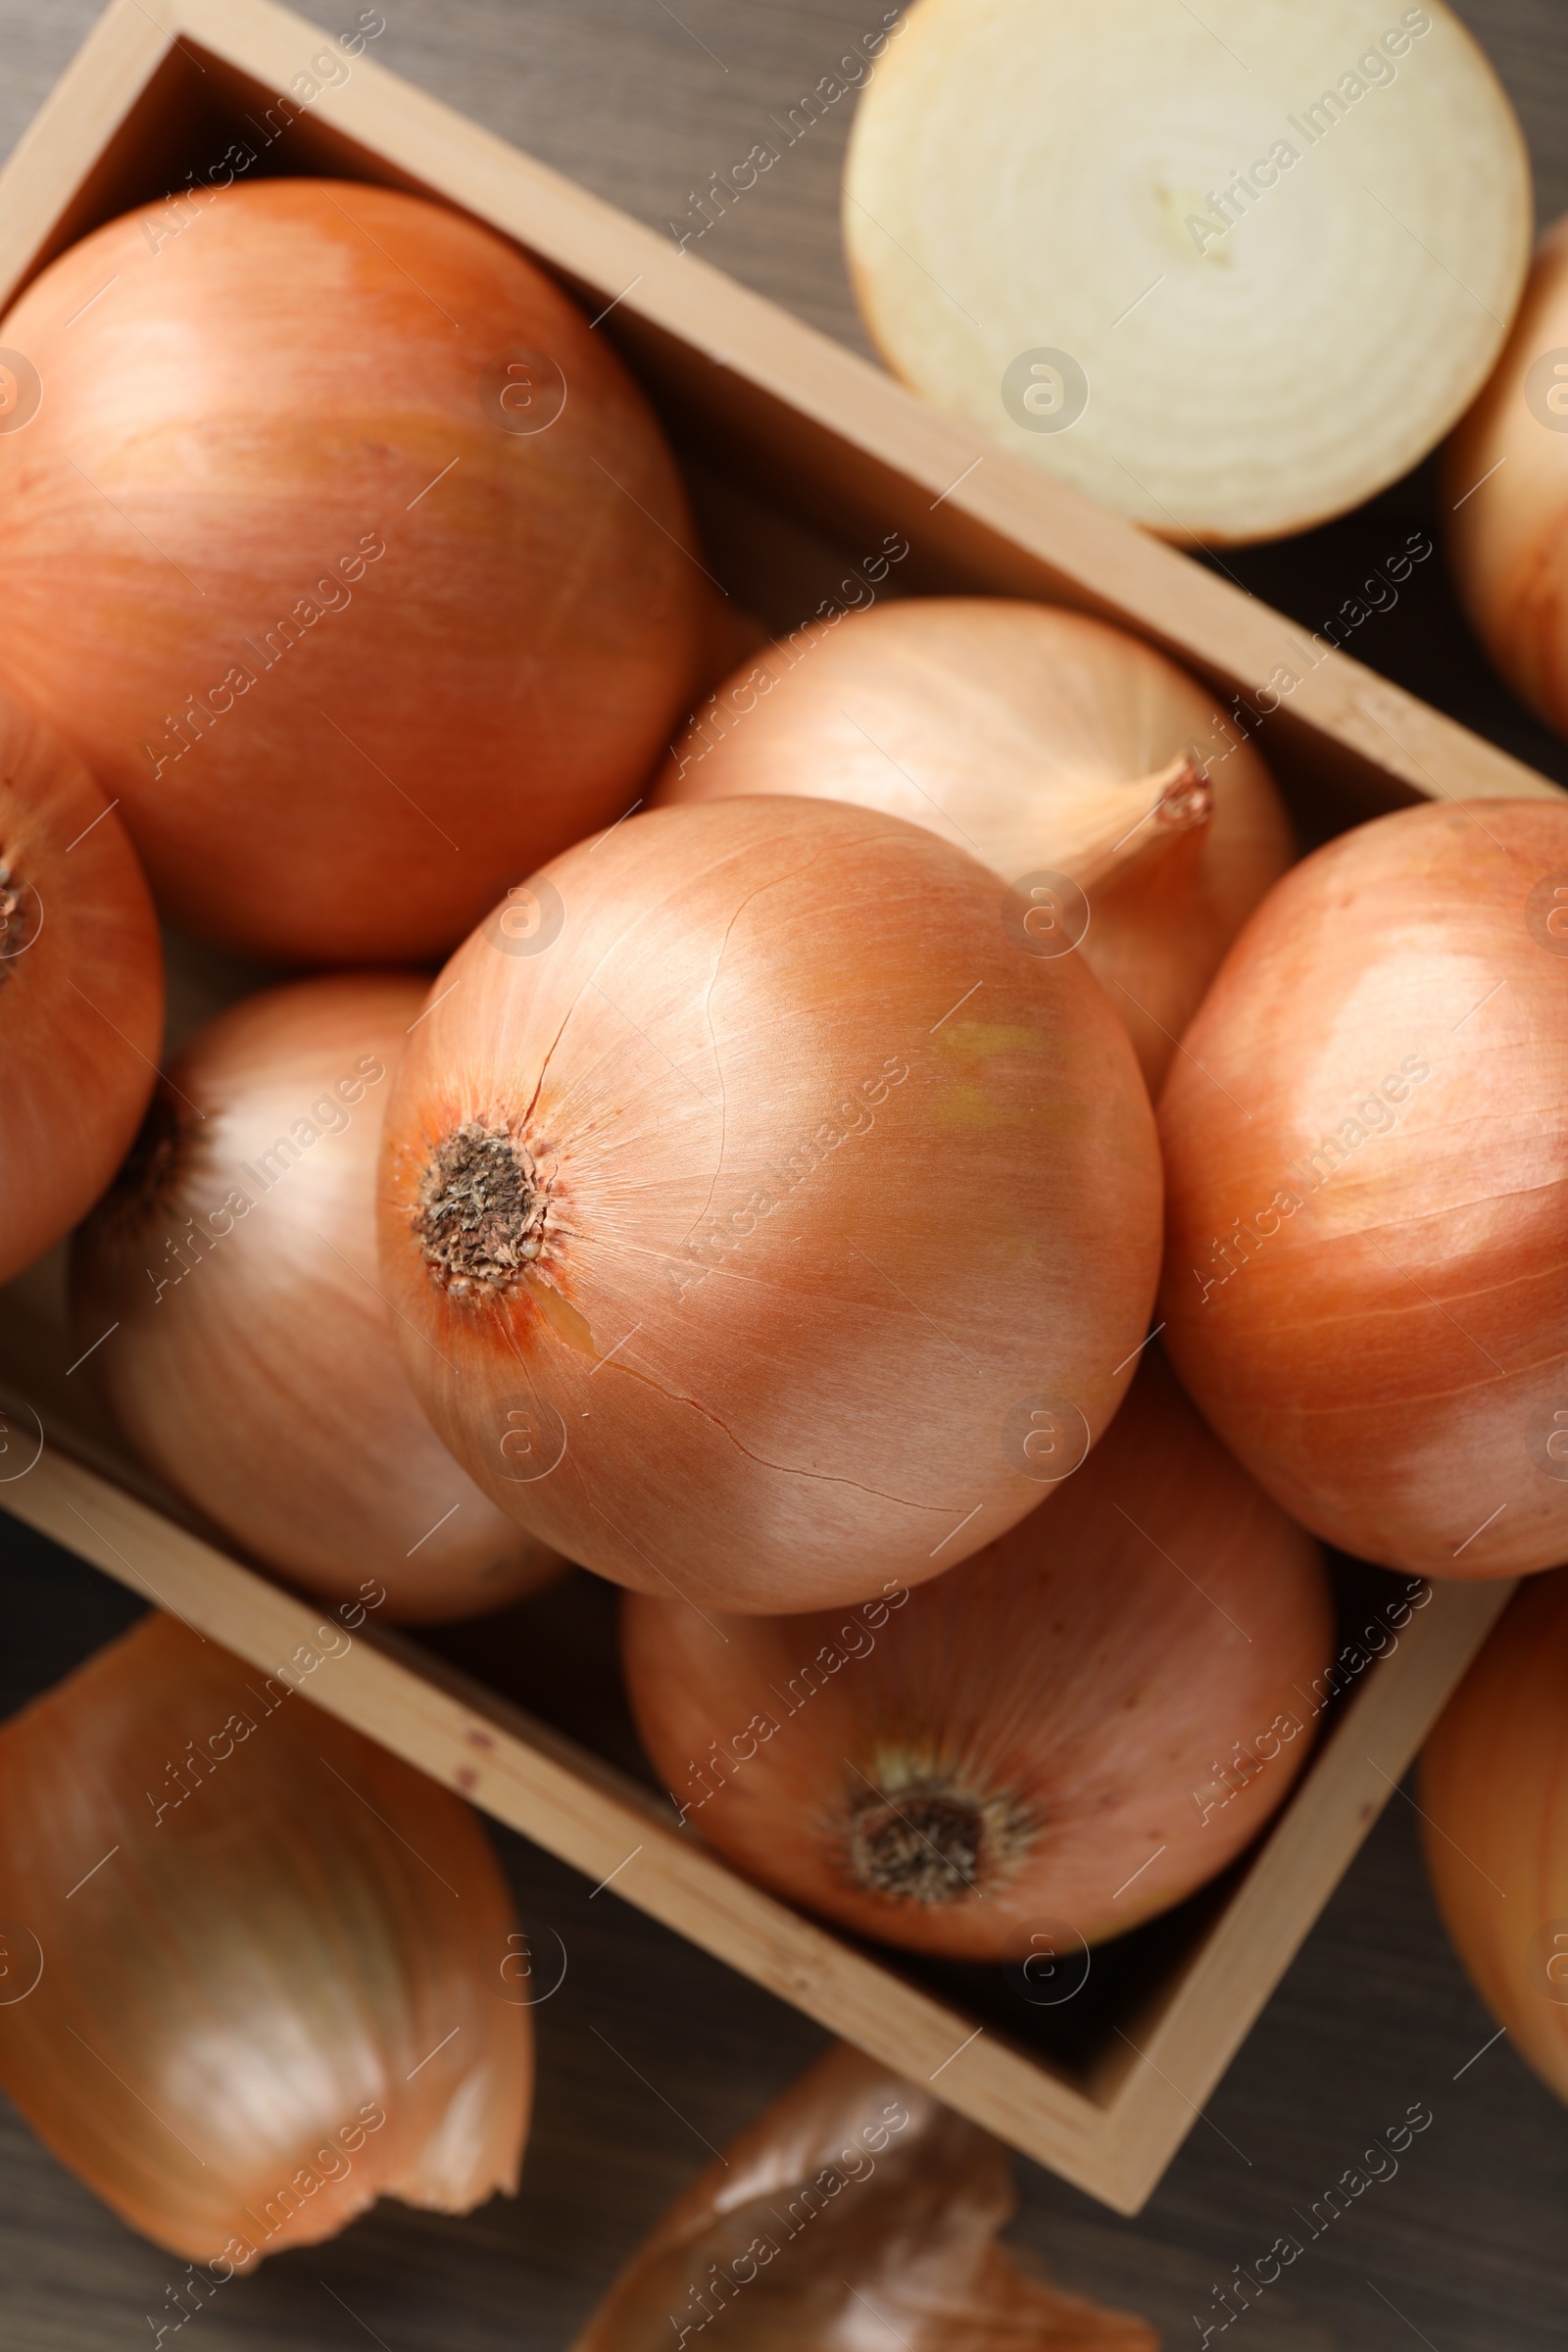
[844, 0, 1531, 544]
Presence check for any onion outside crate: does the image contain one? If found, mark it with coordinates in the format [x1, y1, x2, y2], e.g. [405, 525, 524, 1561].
[0, 1613, 533, 2263]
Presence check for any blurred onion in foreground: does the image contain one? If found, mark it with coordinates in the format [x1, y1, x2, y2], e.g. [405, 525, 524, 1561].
[0, 1614, 532, 2262]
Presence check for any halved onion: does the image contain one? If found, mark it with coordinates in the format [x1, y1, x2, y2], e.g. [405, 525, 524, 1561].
[844, 0, 1531, 543]
[0, 179, 703, 962]
[656, 597, 1294, 1090]
[73, 973, 564, 1623]
[0, 684, 162, 1285]
[0, 1612, 531, 2262]
[1160, 798, 1568, 1579]
[377, 797, 1162, 1613]
[621, 1350, 1332, 1959]
[1420, 1569, 1568, 2108]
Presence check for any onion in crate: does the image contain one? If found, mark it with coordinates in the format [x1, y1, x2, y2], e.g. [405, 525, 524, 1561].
[74, 973, 564, 1623]
[0, 683, 162, 1284]
[621, 1351, 1333, 1960]
[842, 0, 1530, 544]
[0, 1613, 532, 2263]
[377, 797, 1162, 1613]
[658, 598, 1294, 1091]
[0, 179, 703, 963]
[1160, 799, 1568, 1579]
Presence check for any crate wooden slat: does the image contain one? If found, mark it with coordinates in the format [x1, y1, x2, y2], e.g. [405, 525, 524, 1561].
[0, 0, 1536, 2215]
[0, 0, 1561, 831]
[0, 1370, 1512, 2214]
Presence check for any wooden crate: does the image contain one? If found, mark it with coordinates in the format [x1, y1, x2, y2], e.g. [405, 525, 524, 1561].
[0, 0, 1536, 2217]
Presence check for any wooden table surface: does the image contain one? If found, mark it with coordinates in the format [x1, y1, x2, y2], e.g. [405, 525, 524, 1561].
[3, 2, 1568, 2346]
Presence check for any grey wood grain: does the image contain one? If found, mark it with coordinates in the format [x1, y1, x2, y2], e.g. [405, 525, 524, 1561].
[2, 3, 1567, 2347]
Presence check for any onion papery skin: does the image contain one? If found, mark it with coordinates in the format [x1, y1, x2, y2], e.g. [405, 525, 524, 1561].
[1446, 215, 1568, 738]
[73, 974, 564, 1623]
[377, 797, 1162, 1614]
[656, 598, 1294, 1092]
[621, 1350, 1332, 1959]
[0, 1613, 531, 2262]
[573, 2041, 1157, 2351]
[1159, 799, 1568, 1580]
[0, 688, 162, 1284]
[1420, 1569, 1568, 2107]
[0, 180, 702, 963]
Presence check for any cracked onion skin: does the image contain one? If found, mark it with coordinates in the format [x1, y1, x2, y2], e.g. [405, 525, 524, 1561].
[0, 1613, 531, 2263]
[72, 973, 564, 1624]
[0, 179, 703, 963]
[1160, 799, 1568, 1580]
[0, 688, 162, 1285]
[620, 1349, 1332, 1960]
[657, 598, 1295, 1092]
[1420, 1569, 1568, 2108]
[377, 797, 1162, 1614]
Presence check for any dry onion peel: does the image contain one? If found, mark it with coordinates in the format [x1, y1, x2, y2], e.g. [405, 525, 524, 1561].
[1160, 798, 1568, 1579]
[0, 179, 703, 962]
[0, 1613, 531, 2262]
[622, 1349, 1332, 1959]
[572, 2040, 1156, 2350]
[657, 597, 1294, 1091]
[377, 797, 1162, 1614]
[73, 972, 565, 1623]
[843, 0, 1530, 544]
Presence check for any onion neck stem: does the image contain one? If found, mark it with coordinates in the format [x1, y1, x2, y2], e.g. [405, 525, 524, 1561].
[1056, 755, 1211, 898]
